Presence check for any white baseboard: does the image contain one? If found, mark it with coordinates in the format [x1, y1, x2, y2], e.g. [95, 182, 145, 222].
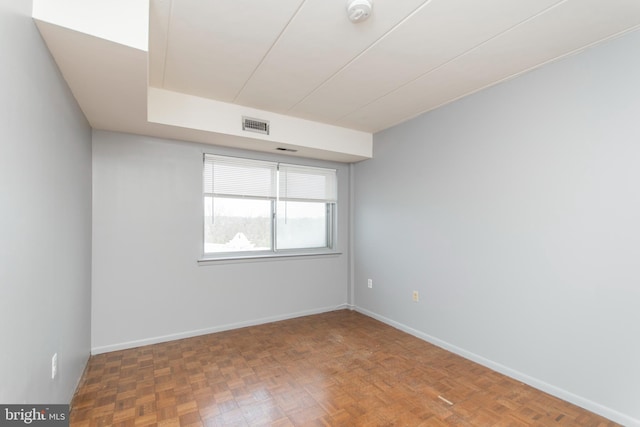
[354, 306, 639, 427]
[91, 304, 349, 355]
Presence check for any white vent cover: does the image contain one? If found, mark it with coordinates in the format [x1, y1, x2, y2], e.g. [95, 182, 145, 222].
[242, 117, 270, 135]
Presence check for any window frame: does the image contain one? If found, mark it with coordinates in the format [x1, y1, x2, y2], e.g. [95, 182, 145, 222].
[200, 153, 339, 262]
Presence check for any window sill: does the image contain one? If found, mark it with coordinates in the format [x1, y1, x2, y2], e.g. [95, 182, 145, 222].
[197, 251, 342, 265]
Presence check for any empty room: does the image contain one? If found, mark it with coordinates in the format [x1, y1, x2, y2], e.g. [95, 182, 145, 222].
[2, 0, 639, 426]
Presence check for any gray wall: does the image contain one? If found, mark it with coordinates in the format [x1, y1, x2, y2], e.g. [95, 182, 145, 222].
[354, 29, 640, 425]
[0, 1, 92, 404]
[91, 131, 350, 352]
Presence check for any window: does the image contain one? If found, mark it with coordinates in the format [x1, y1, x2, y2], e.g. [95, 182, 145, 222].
[203, 154, 337, 258]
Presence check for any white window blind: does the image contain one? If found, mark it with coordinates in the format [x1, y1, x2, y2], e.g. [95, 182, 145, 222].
[278, 164, 337, 203]
[204, 155, 277, 199]
[202, 154, 338, 257]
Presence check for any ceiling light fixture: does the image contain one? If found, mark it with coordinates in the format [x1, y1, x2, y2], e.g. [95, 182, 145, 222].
[346, 0, 372, 23]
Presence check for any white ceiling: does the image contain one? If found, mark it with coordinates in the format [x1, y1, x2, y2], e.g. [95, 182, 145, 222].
[150, 0, 640, 133]
[34, 0, 640, 162]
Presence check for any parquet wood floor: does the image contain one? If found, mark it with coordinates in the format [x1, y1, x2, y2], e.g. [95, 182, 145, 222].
[70, 310, 618, 427]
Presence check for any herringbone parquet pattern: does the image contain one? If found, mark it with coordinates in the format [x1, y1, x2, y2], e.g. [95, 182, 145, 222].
[70, 310, 618, 426]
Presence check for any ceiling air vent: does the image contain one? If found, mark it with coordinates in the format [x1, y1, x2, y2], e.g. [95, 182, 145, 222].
[242, 116, 270, 135]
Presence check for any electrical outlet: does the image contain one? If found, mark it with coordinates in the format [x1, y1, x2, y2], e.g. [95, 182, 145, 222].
[412, 291, 419, 302]
[51, 353, 58, 380]
[367, 279, 373, 289]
